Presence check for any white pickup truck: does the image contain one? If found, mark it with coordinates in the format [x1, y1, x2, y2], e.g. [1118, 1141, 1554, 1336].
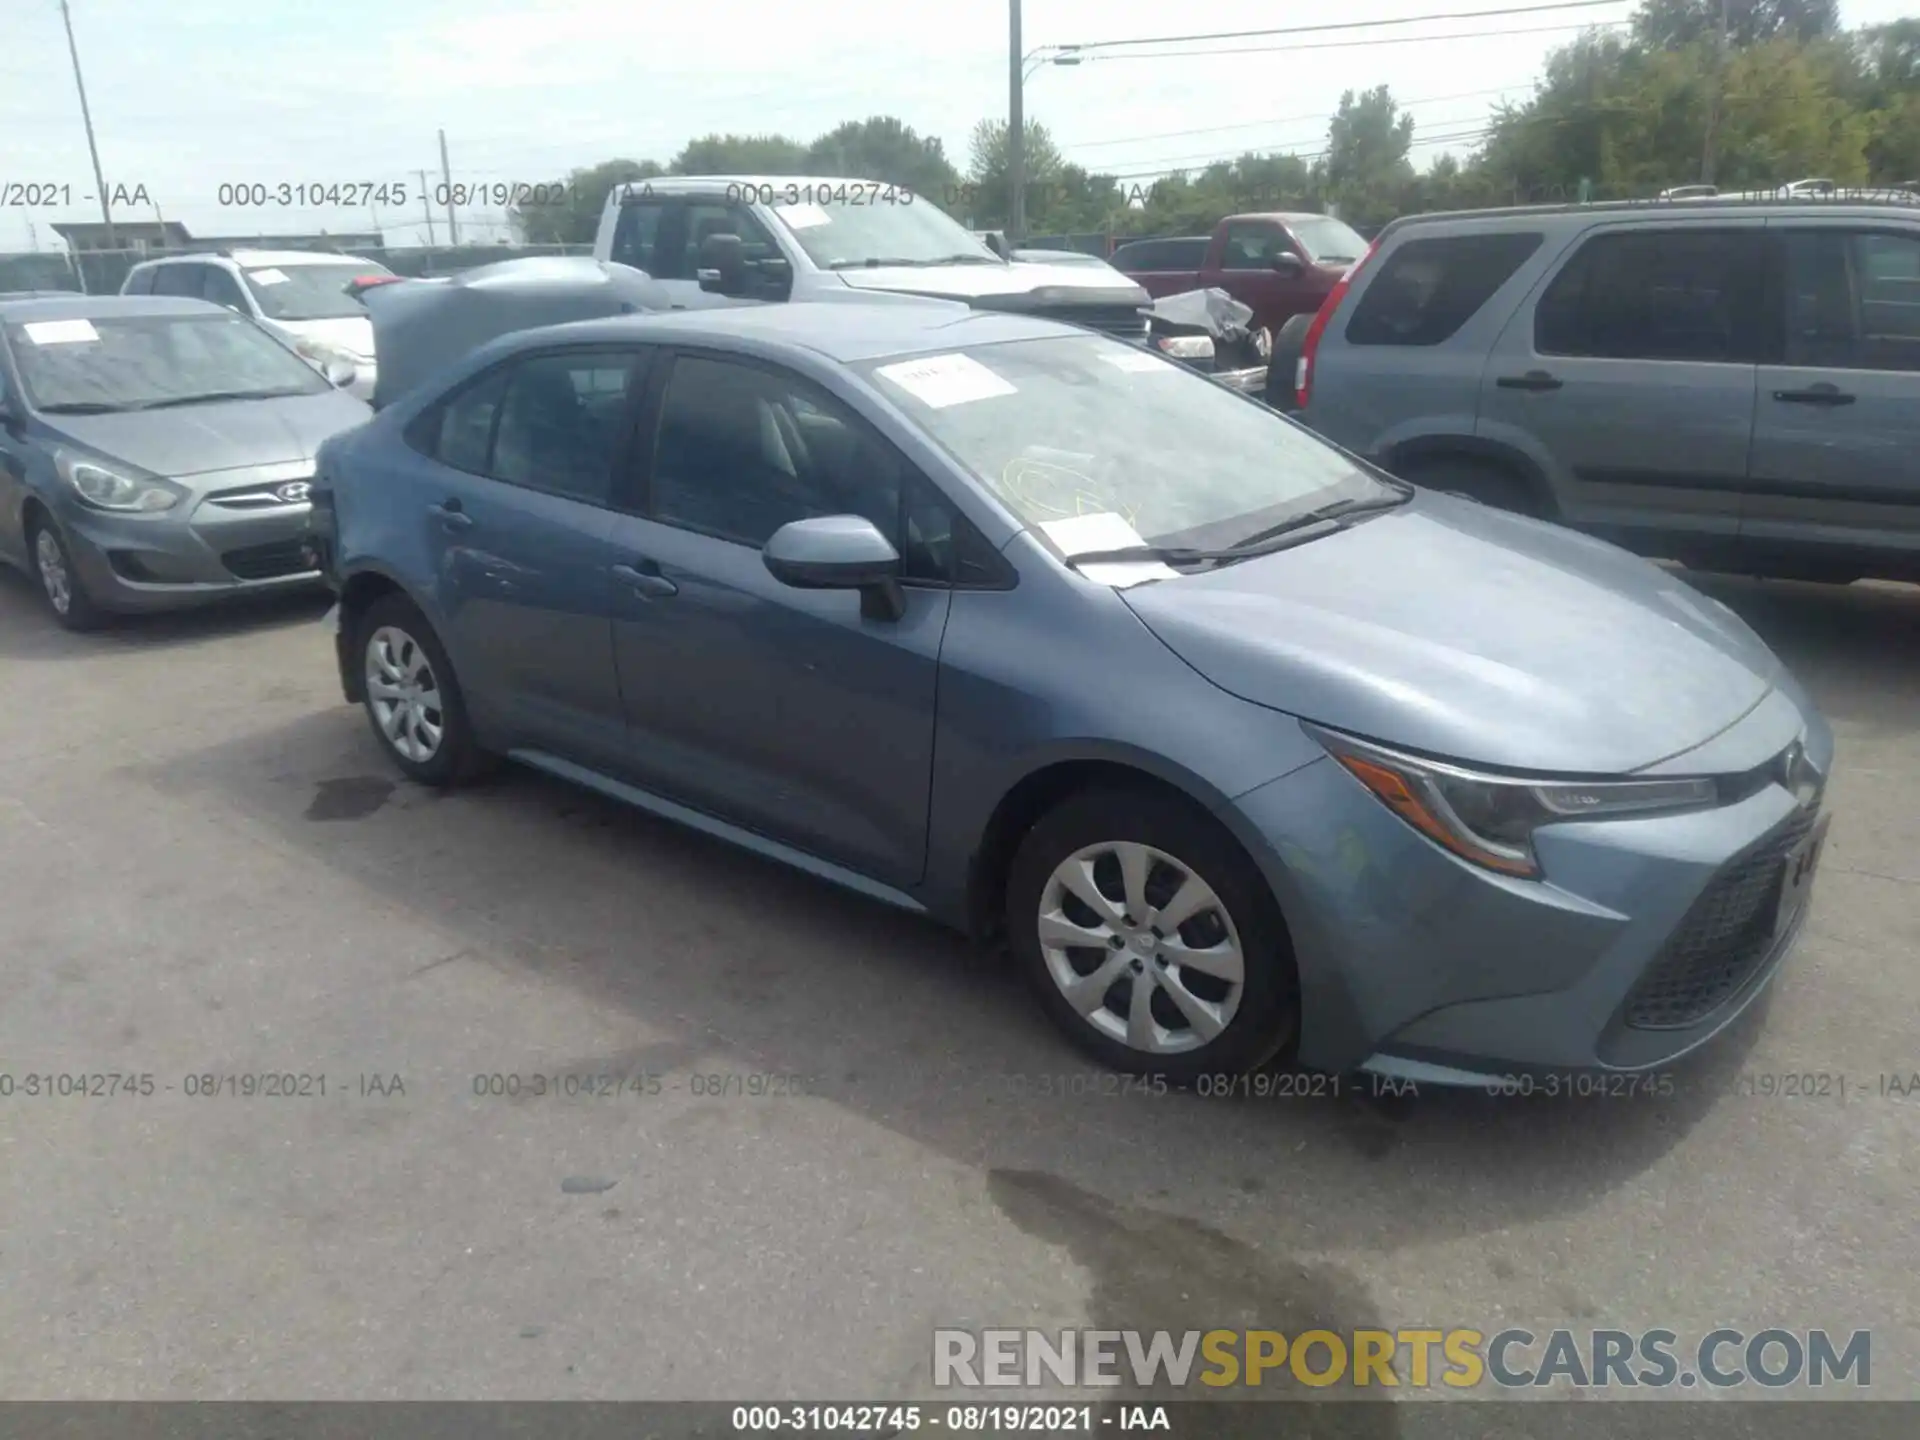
[591, 174, 1155, 343]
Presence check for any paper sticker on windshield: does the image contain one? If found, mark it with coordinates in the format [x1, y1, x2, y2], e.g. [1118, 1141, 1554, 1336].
[249, 268, 290, 285]
[873, 353, 1016, 409]
[773, 202, 831, 230]
[21, 319, 99, 345]
[1100, 349, 1174, 373]
[1038, 512, 1178, 588]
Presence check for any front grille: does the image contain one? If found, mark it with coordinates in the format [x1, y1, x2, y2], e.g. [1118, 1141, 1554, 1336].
[221, 538, 317, 581]
[1622, 809, 1820, 1030]
[1032, 303, 1149, 340]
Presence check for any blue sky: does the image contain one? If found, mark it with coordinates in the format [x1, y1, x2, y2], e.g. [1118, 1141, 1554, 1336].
[2, 0, 1910, 252]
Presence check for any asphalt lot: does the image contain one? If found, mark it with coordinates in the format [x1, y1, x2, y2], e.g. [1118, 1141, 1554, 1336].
[0, 562, 1915, 1413]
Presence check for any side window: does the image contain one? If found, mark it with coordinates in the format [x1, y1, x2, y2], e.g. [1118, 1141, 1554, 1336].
[1220, 223, 1291, 271]
[656, 202, 784, 286]
[201, 266, 249, 314]
[123, 268, 154, 296]
[653, 355, 963, 580]
[149, 264, 205, 299]
[1346, 232, 1544, 347]
[609, 199, 667, 274]
[418, 366, 512, 475]
[490, 350, 640, 504]
[1535, 228, 1764, 363]
[1783, 230, 1920, 373]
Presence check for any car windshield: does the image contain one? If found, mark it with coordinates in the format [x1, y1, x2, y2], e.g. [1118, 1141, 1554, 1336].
[770, 192, 1002, 269]
[857, 333, 1394, 554]
[5, 311, 332, 411]
[243, 262, 388, 320]
[1289, 216, 1369, 265]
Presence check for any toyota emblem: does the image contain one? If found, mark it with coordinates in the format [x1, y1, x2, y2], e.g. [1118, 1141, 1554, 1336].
[276, 481, 311, 503]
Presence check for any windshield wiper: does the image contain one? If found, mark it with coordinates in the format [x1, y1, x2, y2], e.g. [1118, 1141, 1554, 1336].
[138, 387, 314, 409]
[826, 256, 937, 270]
[1063, 489, 1414, 575]
[36, 401, 132, 415]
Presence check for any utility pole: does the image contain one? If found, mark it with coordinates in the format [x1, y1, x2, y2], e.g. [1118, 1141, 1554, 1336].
[58, 0, 117, 251]
[416, 169, 438, 247]
[438, 129, 459, 246]
[1009, 0, 1025, 245]
[1701, 0, 1729, 186]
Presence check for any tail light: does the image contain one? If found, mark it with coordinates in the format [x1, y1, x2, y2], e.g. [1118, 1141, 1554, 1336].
[345, 275, 403, 300]
[1294, 238, 1380, 411]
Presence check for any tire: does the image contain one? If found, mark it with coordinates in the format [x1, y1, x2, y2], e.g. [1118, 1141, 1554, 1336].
[354, 593, 495, 786]
[1006, 786, 1299, 1082]
[27, 513, 107, 632]
[1398, 456, 1545, 518]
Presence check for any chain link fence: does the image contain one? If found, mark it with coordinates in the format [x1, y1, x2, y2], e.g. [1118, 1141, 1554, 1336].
[0, 242, 594, 297]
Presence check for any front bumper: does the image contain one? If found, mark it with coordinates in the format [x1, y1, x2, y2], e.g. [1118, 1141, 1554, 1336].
[56, 468, 325, 613]
[1229, 704, 1833, 1081]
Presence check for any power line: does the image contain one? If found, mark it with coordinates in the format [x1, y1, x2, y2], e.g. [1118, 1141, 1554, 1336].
[1099, 127, 1498, 182]
[1087, 19, 1631, 63]
[1058, 82, 1541, 150]
[1061, 0, 1630, 52]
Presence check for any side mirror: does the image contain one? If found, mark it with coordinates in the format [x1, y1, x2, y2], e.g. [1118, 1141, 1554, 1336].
[982, 231, 1010, 260]
[1270, 252, 1305, 275]
[322, 357, 358, 389]
[696, 232, 747, 293]
[763, 515, 905, 621]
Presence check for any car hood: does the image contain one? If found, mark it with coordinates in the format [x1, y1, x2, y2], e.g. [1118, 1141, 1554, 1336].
[51, 389, 373, 483]
[837, 261, 1147, 305]
[1120, 493, 1784, 775]
[269, 315, 375, 361]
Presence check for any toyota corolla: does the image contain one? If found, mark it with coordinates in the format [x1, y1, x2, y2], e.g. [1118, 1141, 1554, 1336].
[310, 303, 1831, 1085]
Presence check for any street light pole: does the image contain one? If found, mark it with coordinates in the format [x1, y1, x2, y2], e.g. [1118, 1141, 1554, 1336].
[58, 0, 117, 251]
[1009, 0, 1025, 244]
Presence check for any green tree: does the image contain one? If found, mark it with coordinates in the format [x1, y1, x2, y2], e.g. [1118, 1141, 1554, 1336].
[1632, 0, 1839, 49]
[961, 118, 1064, 228]
[804, 116, 958, 200]
[670, 134, 811, 175]
[1323, 86, 1415, 227]
[510, 157, 664, 245]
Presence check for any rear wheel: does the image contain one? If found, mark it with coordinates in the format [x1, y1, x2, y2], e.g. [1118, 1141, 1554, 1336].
[355, 594, 495, 786]
[1006, 787, 1298, 1082]
[1398, 456, 1545, 518]
[28, 515, 106, 632]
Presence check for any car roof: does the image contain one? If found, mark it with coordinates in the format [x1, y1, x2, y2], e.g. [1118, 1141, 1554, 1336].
[1387, 193, 1920, 234]
[136, 250, 382, 268]
[611, 174, 900, 198]
[506, 301, 1089, 364]
[1223, 212, 1348, 227]
[0, 293, 229, 322]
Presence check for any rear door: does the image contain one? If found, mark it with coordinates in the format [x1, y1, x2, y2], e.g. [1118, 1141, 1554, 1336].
[1478, 221, 1766, 549]
[402, 345, 650, 770]
[1746, 222, 1920, 570]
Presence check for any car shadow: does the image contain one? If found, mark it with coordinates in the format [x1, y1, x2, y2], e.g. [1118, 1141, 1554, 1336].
[135, 695, 1774, 1273]
[0, 564, 332, 661]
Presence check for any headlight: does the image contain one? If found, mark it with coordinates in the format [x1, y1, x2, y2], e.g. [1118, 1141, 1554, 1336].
[54, 451, 183, 512]
[1154, 335, 1215, 360]
[294, 338, 361, 369]
[1309, 726, 1717, 878]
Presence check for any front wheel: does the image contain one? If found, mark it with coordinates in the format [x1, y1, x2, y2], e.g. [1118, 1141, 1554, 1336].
[29, 516, 106, 632]
[1006, 788, 1299, 1081]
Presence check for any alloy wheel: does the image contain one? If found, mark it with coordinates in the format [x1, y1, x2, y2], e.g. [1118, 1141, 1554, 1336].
[34, 528, 71, 615]
[365, 624, 445, 763]
[1035, 840, 1246, 1055]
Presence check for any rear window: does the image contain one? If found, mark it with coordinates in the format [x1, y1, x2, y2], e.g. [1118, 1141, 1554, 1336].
[1344, 232, 1544, 347]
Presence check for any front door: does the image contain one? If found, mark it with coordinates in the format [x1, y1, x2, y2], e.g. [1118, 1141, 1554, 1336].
[1745, 223, 1920, 573]
[604, 196, 789, 311]
[607, 350, 950, 888]
[1479, 222, 1766, 555]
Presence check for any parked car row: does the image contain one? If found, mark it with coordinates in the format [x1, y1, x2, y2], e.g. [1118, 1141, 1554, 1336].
[0, 188, 1844, 1095]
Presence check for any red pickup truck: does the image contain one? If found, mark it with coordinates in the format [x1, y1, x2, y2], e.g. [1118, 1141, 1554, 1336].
[1109, 212, 1371, 347]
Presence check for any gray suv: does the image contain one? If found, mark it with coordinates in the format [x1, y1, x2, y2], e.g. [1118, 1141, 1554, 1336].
[1295, 195, 1920, 583]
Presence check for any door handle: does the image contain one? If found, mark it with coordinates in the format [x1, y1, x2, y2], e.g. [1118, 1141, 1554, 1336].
[610, 561, 678, 599]
[1772, 385, 1855, 406]
[1496, 370, 1563, 392]
[430, 499, 474, 533]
